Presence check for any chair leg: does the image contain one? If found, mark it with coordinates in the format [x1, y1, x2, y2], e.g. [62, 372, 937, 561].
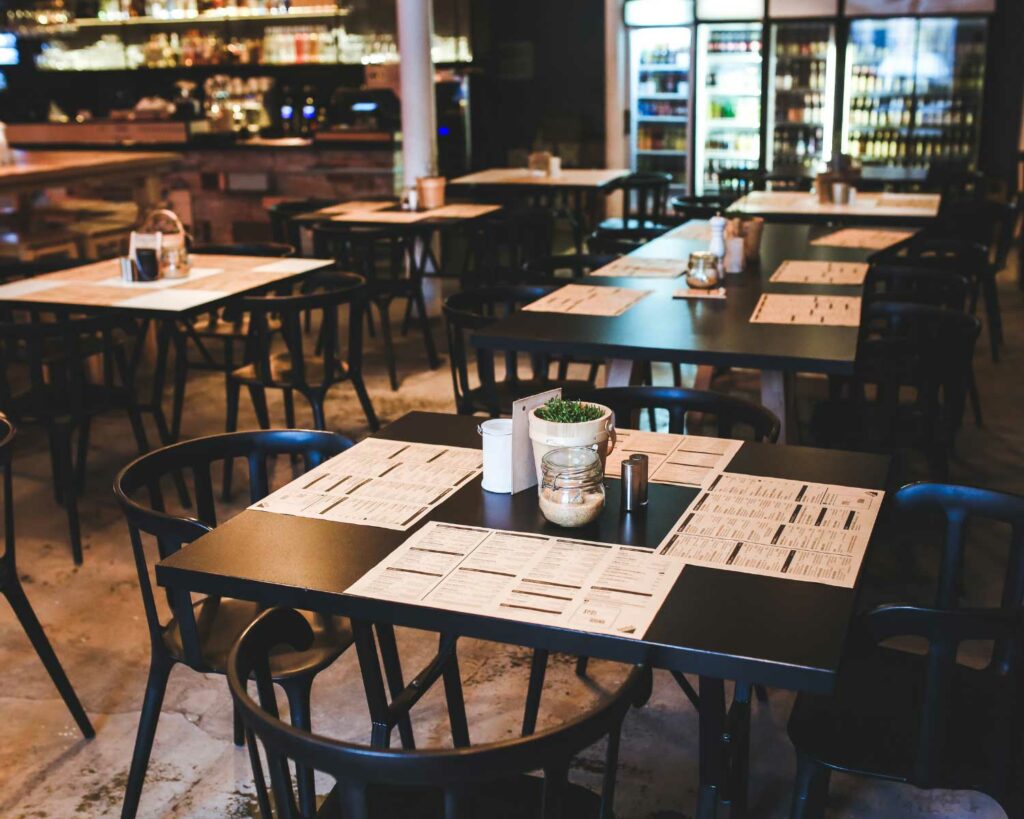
[5, 581, 93, 738]
[400, 296, 415, 337]
[790, 754, 831, 819]
[74, 417, 91, 493]
[247, 385, 271, 430]
[968, 365, 983, 428]
[222, 378, 241, 501]
[376, 301, 400, 391]
[308, 393, 327, 432]
[522, 649, 548, 736]
[121, 654, 173, 819]
[981, 270, 1002, 361]
[413, 288, 441, 370]
[755, 684, 769, 703]
[575, 656, 589, 677]
[350, 374, 380, 432]
[232, 701, 244, 747]
[53, 424, 83, 565]
[283, 388, 296, 430]
[281, 676, 317, 818]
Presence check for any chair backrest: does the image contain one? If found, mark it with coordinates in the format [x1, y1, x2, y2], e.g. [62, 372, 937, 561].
[229, 607, 646, 819]
[716, 167, 763, 200]
[0, 311, 136, 422]
[871, 236, 989, 281]
[586, 233, 645, 256]
[521, 254, 617, 281]
[192, 242, 295, 258]
[566, 386, 781, 441]
[855, 302, 980, 448]
[239, 272, 367, 389]
[311, 224, 409, 285]
[861, 604, 1024, 787]
[892, 483, 1024, 635]
[864, 265, 970, 311]
[443, 284, 557, 415]
[114, 430, 351, 668]
[266, 199, 341, 247]
[0, 414, 14, 572]
[610, 172, 671, 229]
[669, 195, 732, 221]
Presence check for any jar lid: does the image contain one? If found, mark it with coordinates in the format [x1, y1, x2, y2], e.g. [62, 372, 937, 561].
[542, 446, 600, 475]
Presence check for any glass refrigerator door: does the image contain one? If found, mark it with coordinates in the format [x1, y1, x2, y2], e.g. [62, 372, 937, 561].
[695, 21, 764, 195]
[767, 21, 835, 183]
[630, 26, 693, 190]
[913, 16, 986, 173]
[842, 18, 918, 173]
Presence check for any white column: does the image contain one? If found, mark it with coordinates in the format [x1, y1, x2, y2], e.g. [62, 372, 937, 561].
[604, 0, 627, 217]
[396, 0, 438, 190]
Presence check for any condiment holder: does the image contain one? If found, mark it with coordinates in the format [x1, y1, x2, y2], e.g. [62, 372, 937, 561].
[538, 447, 605, 528]
[686, 251, 722, 289]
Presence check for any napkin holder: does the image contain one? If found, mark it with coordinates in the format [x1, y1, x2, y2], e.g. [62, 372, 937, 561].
[416, 176, 446, 209]
[528, 151, 560, 177]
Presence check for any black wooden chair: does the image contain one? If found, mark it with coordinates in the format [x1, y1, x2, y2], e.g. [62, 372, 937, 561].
[0, 414, 93, 738]
[443, 285, 596, 416]
[594, 172, 674, 245]
[863, 265, 982, 427]
[568, 386, 781, 441]
[113, 430, 359, 818]
[191, 242, 295, 258]
[229, 606, 652, 819]
[670, 194, 734, 222]
[313, 224, 441, 391]
[586, 232, 650, 256]
[0, 311, 149, 563]
[521, 254, 617, 282]
[226, 272, 379, 451]
[267, 198, 342, 251]
[812, 303, 980, 481]
[715, 168, 764, 198]
[788, 604, 1024, 819]
[461, 206, 557, 286]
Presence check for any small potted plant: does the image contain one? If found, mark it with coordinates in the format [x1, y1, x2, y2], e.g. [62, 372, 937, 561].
[528, 398, 616, 480]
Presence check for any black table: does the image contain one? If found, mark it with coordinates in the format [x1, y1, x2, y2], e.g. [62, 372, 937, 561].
[471, 221, 885, 443]
[156, 411, 891, 819]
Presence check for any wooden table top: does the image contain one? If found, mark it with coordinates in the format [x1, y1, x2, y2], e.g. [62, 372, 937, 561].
[293, 200, 504, 228]
[449, 167, 630, 190]
[727, 190, 941, 225]
[471, 220, 884, 376]
[0, 149, 179, 193]
[0, 254, 333, 317]
[156, 411, 891, 693]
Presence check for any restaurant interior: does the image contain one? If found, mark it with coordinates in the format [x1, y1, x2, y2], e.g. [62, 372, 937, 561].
[0, 0, 1022, 817]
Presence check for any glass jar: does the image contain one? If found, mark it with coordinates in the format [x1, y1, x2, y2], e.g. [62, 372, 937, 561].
[538, 447, 606, 528]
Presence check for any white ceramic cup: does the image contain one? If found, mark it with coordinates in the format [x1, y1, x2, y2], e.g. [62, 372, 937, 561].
[479, 418, 513, 493]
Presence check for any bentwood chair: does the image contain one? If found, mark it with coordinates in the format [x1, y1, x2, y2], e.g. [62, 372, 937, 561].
[460, 206, 557, 286]
[229, 606, 653, 819]
[812, 303, 980, 481]
[267, 198, 340, 251]
[0, 414, 93, 738]
[226, 272, 379, 446]
[313, 224, 441, 391]
[0, 311, 149, 563]
[114, 430, 358, 819]
[594, 172, 674, 244]
[443, 285, 596, 417]
[520, 254, 617, 282]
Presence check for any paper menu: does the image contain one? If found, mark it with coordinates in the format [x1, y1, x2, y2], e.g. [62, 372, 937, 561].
[604, 430, 742, 488]
[522, 284, 651, 317]
[250, 438, 483, 531]
[345, 522, 685, 639]
[749, 293, 862, 327]
[769, 260, 869, 286]
[591, 257, 687, 278]
[658, 473, 883, 587]
[810, 228, 916, 250]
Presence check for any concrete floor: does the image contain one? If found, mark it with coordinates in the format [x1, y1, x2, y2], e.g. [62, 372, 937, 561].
[0, 263, 1021, 819]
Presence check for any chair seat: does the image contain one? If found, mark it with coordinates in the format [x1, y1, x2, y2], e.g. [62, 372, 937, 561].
[230, 355, 350, 391]
[315, 773, 602, 818]
[190, 313, 282, 343]
[164, 597, 352, 678]
[4, 381, 137, 425]
[788, 641, 1018, 790]
[461, 378, 595, 416]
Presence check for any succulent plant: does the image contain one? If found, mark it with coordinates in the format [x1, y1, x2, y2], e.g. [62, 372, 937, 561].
[534, 398, 604, 424]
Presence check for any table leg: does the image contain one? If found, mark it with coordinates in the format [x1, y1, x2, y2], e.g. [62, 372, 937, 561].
[760, 369, 797, 444]
[696, 675, 727, 819]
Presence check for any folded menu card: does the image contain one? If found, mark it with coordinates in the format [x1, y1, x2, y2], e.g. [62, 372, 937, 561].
[749, 293, 861, 327]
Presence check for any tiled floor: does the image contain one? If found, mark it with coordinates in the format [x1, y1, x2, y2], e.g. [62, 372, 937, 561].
[0, 265, 1020, 818]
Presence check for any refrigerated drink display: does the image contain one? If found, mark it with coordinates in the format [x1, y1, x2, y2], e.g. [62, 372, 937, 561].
[768, 21, 835, 179]
[843, 16, 986, 174]
[629, 26, 692, 188]
[695, 22, 763, 195]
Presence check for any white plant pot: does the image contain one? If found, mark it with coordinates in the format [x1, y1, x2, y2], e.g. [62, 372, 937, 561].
[528, 404, 616, 483]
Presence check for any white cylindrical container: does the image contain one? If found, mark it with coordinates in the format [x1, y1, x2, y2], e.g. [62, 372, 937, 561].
[479, 418, 513, 493]
[724, 236, 745, 273]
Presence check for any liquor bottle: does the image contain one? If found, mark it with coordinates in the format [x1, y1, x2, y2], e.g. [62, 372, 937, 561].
[280, 86, 296, 134]
[300, 86, 317, 135]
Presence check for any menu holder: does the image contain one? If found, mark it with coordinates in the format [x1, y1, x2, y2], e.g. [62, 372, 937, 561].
[511, 389, 562, 494]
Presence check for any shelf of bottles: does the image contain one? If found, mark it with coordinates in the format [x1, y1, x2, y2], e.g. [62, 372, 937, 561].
[768, 22, 834, 178]
[843, 16, 985, 173]
[27, 0, 471, 70]
[696, 22, 762, 195]
[630, 26, 691, 187]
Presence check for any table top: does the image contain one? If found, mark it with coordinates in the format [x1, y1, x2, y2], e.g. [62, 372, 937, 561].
[449, 168, 630, 190]
[727, 190, 941, 225]
[0, 254, 333, 317]
[0, 149, 178, 192]
[156, 411, 890, 693]
[292, 199, 503, 229]
[471, 221, 879, 376]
